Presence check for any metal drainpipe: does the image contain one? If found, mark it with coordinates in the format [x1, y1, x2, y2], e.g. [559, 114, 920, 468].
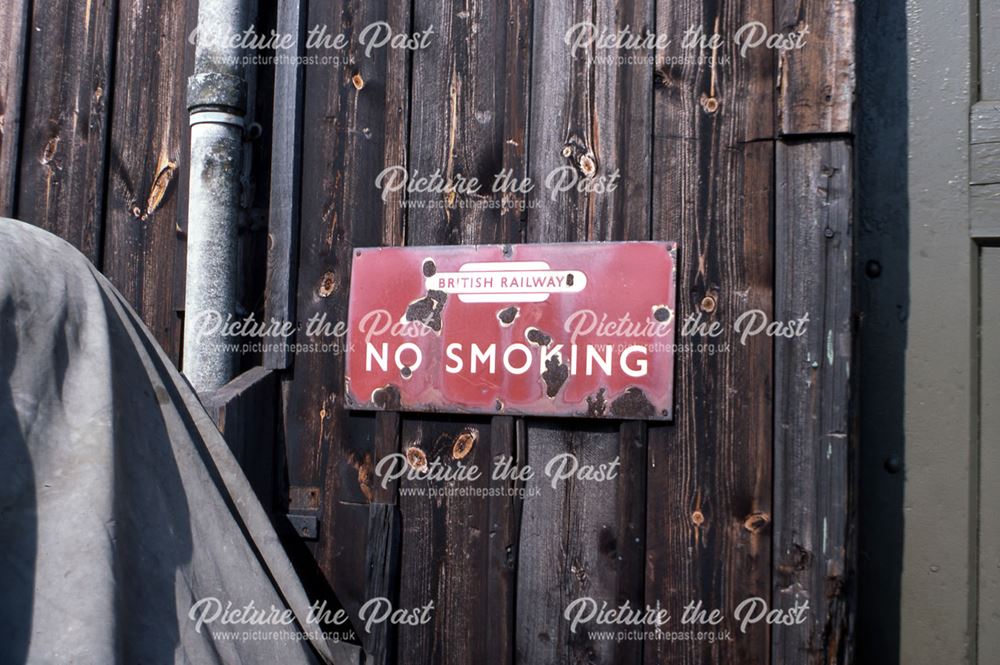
[183, 0, 248, 393]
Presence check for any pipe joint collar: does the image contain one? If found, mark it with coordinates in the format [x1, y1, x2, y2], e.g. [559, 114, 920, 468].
[187, 72, 247, 115]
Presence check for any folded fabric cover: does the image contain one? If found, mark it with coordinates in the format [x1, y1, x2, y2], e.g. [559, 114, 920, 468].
[0, 219, 359, 664]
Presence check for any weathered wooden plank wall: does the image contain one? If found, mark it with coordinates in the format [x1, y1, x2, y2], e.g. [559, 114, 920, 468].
[773, 1, 856, 663]
[0, 0, 196, 363]
[283, 0, 413, 638]
[16, 0, 116, 264]
[101, 0, 194, 366]
[774, 140, 853, 664]
[516, 2, 652, 664]
[0, 0, 275, 367]
[0, 0, 857, 662]
[0, 0, 29, 218]
[646, 1, 776, 664]
[393, 1, 527, 663]
[203, 365, 279, 509]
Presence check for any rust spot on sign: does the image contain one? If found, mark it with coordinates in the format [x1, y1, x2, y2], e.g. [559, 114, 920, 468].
[497, 306, 519, 326]
[541, 355, 569, 398]
[610, 387, 655, 418]
[587, 388, 608, 417]
[405, 290, 447, 332]
[525, 327, 552, 346]
[372, 384, 401, 409]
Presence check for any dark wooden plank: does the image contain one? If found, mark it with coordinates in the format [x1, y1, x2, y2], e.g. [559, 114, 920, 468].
[403, 0, 523, 244]
[394, 0, 530, 663]
[395, 416, 520, 665]
[15, 0, 116, 262]
[203, 366, 279, 512]
[0, 0, 29, 217]
[777, 0, 854, 135]
[498, 0, 533, 241]
[365, 502, 401, 665]
[397, 417, 495, 664]
[645, 0, 775, 663]
[236, 0, 277, 375]
[101, 0, 193, 365]
[516, 426, 617, 664]
[264, 0, 307, 370]
[772, 139, 852, 664]
[515, 1, 652, 664]
[379, 0, 411, 249]
[363, 411, 401, 665]
[371, 412, 402, 505]
[486, 416, 521, 665]
[282, 0, 410, 639]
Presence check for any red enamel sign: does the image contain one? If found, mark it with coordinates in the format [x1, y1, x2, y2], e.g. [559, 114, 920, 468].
[345, 242, 678, 420]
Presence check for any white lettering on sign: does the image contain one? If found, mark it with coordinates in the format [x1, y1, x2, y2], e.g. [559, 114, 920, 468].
[426, 261, 588, 303]
[373, 341, 650, 378]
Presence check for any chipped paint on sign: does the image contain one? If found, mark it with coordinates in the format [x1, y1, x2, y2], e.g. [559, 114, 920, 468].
[345, 242, 679, 420]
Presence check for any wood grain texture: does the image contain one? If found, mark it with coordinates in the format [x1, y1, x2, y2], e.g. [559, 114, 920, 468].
[101, 0, 194, 365]
[777, 0, 854, 135]
[645, 0, 775, 662]
[364, 410, 401, 665]
[396, 0, 530, 662]
[515, 1, 652, 664]
[772, 139, 852, 664]
[282, 0, 410, 637]
[203, 366, 279, 513]
[396, 417, 495, 664]
[365, 502, 401, 665]
[486, 416, 521, 665]
[0, 0, 29, 217]
[264, 0, 307, 370]
[16, 0, 116, 262]
[3, 0, 862, 661]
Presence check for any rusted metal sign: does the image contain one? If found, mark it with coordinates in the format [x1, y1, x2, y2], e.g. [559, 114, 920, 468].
[345, 242, 678, 420]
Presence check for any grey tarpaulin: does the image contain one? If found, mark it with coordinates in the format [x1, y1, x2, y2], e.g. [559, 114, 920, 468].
[0, 219, 361, 665]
